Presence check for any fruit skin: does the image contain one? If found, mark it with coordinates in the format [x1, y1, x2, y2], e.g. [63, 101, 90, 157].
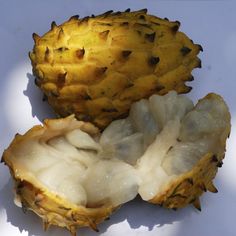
[150, 93, 231, 210]
[150, 153, 221, 211]
[29, 9, 202, 128]
[2, 116, 117, 235]
[12, 180, 116, 235]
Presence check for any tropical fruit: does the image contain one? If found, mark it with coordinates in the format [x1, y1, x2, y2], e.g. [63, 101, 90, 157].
[29, 9, 202, 128]
[2, 91, 230, 235]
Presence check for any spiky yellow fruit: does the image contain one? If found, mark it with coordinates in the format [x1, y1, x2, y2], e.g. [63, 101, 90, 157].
[2, 91, 230, 235]
[29, 9, 202, 128]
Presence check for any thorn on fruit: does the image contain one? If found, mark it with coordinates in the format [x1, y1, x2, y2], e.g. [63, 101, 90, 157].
[217, 161, 223, 168]
[148, 56, 160, 66]
[188, 75, 194, 81]
[32, 33, 40, 43]
[211, 155, 218, 162]
[69, 15, 79, 21]
[122, 50, 132, 58]
[51, 21, 57, 30]
[76, 48, 85, 59]
[99, 30, 110, 40]
[139, 15, 146, 20]
[102, 10, 113, 17]
[185, 86, 192, 93]
[58, 28, 65, 40]
[113, 11, 121, 16]
[89, 220, 99, 232]
[186, 178, 193, 185]
[69, 226, 77, 236]
[172, 24, 180, 32]
[180, 46, 192, 56]
[120, 22, 129, 26]
[44, 47, 51, 62]
[57, 72, 67, 88]
[34, 77, 40, 86]
[193, 198, 201, 211]
[94, 67, 107, 77]
[145, 32, 156, 42]
[197, 60, 202, 68]
[43, 221, 50, 231]
[42, 94, 48, 101]
[197, 44, 203, 52]
[139, 8, 148, 14]
[207, 182, 218, 193]
[199, 183, 207, 192]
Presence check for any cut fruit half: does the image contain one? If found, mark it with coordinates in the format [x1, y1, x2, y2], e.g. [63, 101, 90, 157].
[2, 91, 231, 234]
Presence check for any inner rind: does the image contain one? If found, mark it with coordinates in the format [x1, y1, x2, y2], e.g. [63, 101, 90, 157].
[11, 91, 229, 207]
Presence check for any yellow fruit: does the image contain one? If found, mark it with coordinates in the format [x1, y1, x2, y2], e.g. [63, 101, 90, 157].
[2, 91, 230, 235]
[29, 9, 202, 128]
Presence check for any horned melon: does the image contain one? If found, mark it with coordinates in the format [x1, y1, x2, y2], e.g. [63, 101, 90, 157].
[29, 9, 202, 128]
[2, 91, 230, 235]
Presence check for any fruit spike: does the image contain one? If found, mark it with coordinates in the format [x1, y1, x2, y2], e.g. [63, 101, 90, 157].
[43, 221, 50, 231]
[44, 47, 51, 63]
[207, 182, 218, 193]
[217, 161, 223, 167]
[198, 182, 207, 192]
[94, 67, 108, 76]
[192, 198, 201, 211]
[186, 178, 194, 185]
[32, 33, 40, 44]
[211, 155, 218, 163]
[122, 50, 132, 58]
[180, 46, 192, 56]
[197, 60, 202, 68]
[58, 28, 65, 40]
[101, 10, 113, 17]
[79, 15, 89, 22]
[148, 56, 160, 66]
[138, 8, 148, 14]
[51, 21, 57, 30]
[145, 32, 156, 42]
[69, 15, 79, 21]
[69, 226, 77, 236]
[197, 44, 203, 52]
[171, 22, 180, 32]
[99, 30, 110, 40]
[76, 48, 85, 59]
[89, 220, 99, 232]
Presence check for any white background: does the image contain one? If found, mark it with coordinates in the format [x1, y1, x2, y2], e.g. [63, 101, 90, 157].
[0, 0, 236, 236]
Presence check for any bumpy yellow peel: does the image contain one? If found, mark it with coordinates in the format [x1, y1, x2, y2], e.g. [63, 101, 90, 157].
[29, 9, 202, 128]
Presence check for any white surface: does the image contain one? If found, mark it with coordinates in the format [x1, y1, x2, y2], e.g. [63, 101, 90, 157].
[0, 0, 236, 236]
